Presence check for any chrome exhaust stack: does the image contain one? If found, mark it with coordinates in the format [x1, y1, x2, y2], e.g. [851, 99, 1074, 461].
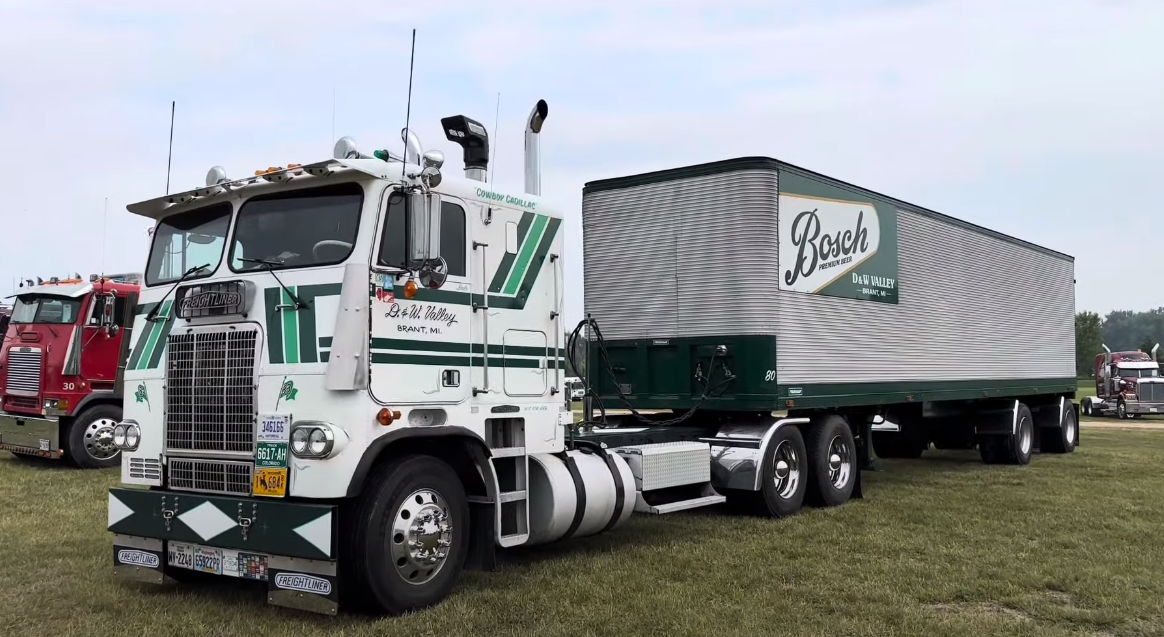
[524, 100, 549, 196]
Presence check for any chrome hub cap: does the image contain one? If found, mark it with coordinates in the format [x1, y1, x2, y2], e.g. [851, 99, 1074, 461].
[391, 489, 453, 585]
[772, 440, 801, 499]
[1065, 416, 1077, 445]
[1019, 417, 1032, 454]
[827, 435, 851, 489]
[85, 418, 118, 460]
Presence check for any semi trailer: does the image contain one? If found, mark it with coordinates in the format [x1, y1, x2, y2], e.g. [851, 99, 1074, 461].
[106, 98, 1079, 617]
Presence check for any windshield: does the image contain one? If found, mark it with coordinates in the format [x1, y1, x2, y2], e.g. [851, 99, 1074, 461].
[230, 182, 363, 272]
[1118, 367, 1160, 378]
[145, 202, 232, 286]
[11, 295, 83, 325]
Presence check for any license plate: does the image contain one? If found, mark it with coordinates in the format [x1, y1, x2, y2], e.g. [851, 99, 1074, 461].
[168, 542, 195, 570]
[254, 467, 288, 497]
[255, 442, 289, 468]
[1151, 408, 1158, 413]
[193, 547, 223, 574]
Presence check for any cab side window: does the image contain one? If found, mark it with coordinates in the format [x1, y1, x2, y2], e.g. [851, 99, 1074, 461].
[376, 198, 468, 278]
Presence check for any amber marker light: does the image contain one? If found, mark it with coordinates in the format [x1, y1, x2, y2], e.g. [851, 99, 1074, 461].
[404, 279, 419, 299]
[377, 408, 402, 426]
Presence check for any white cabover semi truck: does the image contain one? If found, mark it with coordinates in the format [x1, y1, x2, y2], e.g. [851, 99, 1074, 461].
[106, 98, 1079, 617]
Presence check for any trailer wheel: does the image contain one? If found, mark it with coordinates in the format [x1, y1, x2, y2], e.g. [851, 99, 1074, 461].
[1042, 405, 1077, 454]
[344, 454, 469, 616]
[724, 425, 807, 518]
[979, 403, 1034, 465]
[804, 415, 856, 507]
[63, 404, 122, 469]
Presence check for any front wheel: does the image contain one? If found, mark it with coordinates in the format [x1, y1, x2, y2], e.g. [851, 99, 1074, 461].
[344, 454, 469, 616]
[1117, 400, 1127, 420]
[64, 404, 122, 469]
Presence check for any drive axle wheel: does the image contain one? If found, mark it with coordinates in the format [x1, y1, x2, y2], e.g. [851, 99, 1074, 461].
[724, 424, 807, 519]
[345, 454, 468, 616]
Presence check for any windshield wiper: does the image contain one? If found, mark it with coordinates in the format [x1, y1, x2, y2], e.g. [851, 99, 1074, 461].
[238, 257, 310, 310]
[146, 263, 211, 322]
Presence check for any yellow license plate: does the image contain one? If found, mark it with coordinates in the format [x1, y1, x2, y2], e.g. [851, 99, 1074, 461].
[253, 467, 288, 497]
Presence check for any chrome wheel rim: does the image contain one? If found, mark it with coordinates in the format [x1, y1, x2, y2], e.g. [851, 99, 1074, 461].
[827, 435, 852, 489]
[1065, 414, 1077, 445]
[772, 440, 801, 499]
[390, 488, 453, 585]
[1019, 417, 1032, 455]
[85, 418, 119, 460]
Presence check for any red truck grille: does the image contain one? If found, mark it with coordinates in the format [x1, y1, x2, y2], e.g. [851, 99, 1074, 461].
[5, 348, 42, 397]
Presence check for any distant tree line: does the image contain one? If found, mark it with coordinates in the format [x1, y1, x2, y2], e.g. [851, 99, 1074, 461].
[1075, 308, 1164, 377]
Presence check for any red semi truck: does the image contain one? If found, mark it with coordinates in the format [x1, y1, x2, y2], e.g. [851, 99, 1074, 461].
[0, 274, 141, 467]
[1080, 345, 1163, 419]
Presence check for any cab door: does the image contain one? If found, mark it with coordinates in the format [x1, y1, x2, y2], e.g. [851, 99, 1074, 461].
[369, 191, 474, 405]
[79, 292, 126, 382]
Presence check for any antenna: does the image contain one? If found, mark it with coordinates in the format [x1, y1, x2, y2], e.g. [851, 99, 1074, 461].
[165, 100, 176, 195]
[490, 92, 500, 186]
[331, 85, 336, 146]
[101, 197, 109, 280]
[401, 28, 417, 168]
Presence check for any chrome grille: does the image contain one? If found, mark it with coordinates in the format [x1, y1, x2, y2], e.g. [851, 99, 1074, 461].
[129, 457, 162, 481]
[5, 348, 42, 397]
[165, 328, 258, 453]
[1140, 383, 1164, 403]
[167, 458, 253, 496]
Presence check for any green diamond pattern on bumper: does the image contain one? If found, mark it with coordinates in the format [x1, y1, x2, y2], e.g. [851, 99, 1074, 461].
[108, 488, 337, 560]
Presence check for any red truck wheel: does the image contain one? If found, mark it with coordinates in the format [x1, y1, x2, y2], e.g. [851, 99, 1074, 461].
[63, 405, 122, 469]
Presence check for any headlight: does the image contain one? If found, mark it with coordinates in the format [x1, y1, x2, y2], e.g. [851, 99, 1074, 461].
[113, 420, 141, 451]
[290, 422, 340, 458]
[125, 424, 140, 450]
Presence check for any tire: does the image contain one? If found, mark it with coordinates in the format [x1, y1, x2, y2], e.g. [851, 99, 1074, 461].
[1042, 404, 1077, 454]
[63, 404, 122, 469]
[1117, 400, 1127, 420]
[343, 454, 469, 616]
[724, 424, 808, 518]
[1081, 400, 1092, 417]
[804, 415, 857, 507]
[979, 403, 1033, 465]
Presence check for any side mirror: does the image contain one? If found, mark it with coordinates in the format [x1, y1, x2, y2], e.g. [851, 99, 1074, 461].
[406, 191, 442, 266]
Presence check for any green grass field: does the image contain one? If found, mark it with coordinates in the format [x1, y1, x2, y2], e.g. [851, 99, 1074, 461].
[3, 427, 1164, 637]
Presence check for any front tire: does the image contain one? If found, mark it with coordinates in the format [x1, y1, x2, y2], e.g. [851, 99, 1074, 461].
[344, 454, 469, 616]
[1117, 400, 1127, 420]
[804, 415, 857, 507]
[63, 404, 122, 469]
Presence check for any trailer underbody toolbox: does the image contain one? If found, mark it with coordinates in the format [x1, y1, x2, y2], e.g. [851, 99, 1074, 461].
[108, 488, 339, 614]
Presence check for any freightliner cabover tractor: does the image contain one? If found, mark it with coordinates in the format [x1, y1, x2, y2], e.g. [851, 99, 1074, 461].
[0, 274, 140, 467]
[106, 98, 1078, 617]
[1080, 345, 1163, 419]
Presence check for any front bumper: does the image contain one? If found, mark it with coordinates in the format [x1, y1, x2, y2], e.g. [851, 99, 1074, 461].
[1126, 402, 1164, 415]
[108, 487, 340, 614]
[0, 413, 61, 459]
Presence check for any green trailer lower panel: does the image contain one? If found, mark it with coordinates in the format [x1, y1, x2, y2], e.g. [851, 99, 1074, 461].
[107, 488, 337, 561]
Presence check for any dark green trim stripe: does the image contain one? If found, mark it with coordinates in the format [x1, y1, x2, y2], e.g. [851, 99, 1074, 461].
[371, 337, 564, 358]
[145, 311, 177, 369]
[515, 216, 560, 301]
[371, 353, 548, 369]
[489, 211, 535, 293]
[503, 214, 548, 295]
[265, 288, 285, 364]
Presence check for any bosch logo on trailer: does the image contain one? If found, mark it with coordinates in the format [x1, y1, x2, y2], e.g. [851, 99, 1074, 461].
[274, 573, 332, 595]
[117, 550, 159, 568]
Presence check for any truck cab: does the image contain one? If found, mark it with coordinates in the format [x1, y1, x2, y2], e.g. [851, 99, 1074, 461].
[0, 275, 140, 466]
[1082, 346, 1164, 419]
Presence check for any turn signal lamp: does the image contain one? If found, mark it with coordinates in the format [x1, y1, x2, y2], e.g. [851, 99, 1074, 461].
[377, 408, 402, 426]
[404, 279, 418, 299]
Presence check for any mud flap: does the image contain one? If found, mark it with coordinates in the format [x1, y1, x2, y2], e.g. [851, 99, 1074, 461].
[112, 535, 165, 584]
[267, 556, 339, 616]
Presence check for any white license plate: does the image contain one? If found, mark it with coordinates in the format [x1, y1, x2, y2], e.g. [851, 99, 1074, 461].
[193, 547, 223, 574]
[1151, 408, 1158, 413]
[167, 542, 194, 570]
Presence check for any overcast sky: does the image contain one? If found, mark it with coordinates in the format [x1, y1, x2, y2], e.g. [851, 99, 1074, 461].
[1, 0, 1160, 325]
